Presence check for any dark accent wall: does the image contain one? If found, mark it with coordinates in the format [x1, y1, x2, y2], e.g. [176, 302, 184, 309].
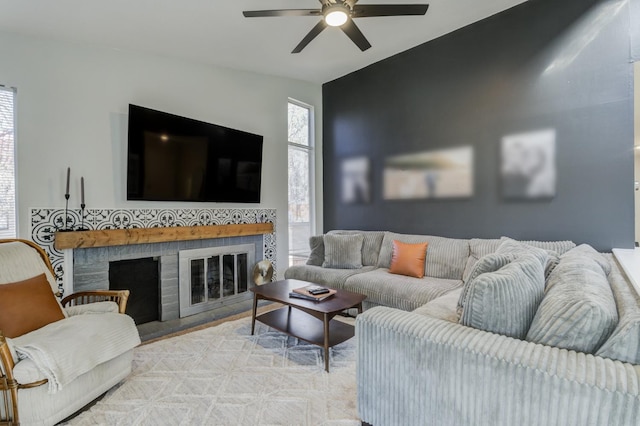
[323, 0, 637, 251]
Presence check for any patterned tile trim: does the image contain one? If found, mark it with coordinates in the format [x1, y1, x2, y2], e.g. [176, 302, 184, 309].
[30, 208, 277, 295]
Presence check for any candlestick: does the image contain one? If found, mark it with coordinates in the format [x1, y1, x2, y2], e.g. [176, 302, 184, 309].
[63, 167, 71, 231]
[79, 176, 87, 231]
[65, 167, 70, 196]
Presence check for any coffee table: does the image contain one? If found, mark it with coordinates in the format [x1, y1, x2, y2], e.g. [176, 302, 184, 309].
[250, 279, 366, 372]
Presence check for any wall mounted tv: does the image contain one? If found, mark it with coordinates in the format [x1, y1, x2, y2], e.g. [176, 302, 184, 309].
[127, 104, 263, 203]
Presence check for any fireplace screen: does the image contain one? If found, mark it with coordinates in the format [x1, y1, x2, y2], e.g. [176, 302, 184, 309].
[179, 244, 255, 317]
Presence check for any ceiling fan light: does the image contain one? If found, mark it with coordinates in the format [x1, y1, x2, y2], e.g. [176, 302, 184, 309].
[324, 6, 348, 27]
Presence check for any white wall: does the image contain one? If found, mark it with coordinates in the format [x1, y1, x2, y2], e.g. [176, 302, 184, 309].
[635, 62, 640, 244]
[0, 32, 323, 273]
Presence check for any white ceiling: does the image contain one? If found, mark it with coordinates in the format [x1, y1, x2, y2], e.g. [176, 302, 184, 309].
[0, 0, 527, 84]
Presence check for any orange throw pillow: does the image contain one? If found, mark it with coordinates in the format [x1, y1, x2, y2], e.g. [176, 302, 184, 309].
[0, 273, 66, 338]
[389, 240, 429, 278]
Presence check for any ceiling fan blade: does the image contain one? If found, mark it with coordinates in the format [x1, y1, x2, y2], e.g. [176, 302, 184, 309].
[352, 4, 429, 18]
[243, 9, 321, 18]
[341, 19, 372, 51]
[292, 20, 328, 53]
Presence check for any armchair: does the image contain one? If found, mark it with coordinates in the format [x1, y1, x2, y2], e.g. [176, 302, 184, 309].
[0, 239, 140, 426]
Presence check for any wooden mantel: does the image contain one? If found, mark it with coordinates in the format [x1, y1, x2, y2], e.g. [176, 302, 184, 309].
[54, 223, 274, 250]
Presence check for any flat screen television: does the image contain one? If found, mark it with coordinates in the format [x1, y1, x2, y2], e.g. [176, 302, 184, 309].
[127, 104, 263, 203]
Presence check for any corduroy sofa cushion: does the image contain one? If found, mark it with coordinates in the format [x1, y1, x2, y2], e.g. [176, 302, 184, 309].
[344, 268, 462, 311]
[322, 233, 364, 269]
[305, 235, 325, 266]
[459, 254, 545, 339]
[327, 230, 385, 266]
[496, 237, 558, 279]
[461, 238, 502, 282]
[284, 265, 376, 290]
[457, 252, 516, 316]
[596, 254, 640, 363]
[561, 244, 611, 276]
[462, 237, 576, 282]
[526, 255, 618, 353]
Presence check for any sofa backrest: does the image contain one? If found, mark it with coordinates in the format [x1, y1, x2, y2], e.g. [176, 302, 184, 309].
[0, 241, 58, 293]
[377, 232, 470, 280]
[462, 239, 502, 282]
[525, 252, 618, 354]
[327, 230, 386, 267]
[462, 238, 577, 282]
[596, 254, 640, 364]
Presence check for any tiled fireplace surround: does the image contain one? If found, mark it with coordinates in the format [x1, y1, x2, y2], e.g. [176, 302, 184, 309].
[30, 208, 277, 321]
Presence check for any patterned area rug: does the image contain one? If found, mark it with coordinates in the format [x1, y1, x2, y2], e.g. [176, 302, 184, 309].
[65, 316, 359, 425]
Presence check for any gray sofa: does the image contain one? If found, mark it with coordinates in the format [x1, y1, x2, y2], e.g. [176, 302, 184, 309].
[284, 231, 640, 425]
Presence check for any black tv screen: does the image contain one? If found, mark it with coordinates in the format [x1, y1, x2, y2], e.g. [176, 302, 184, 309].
[127, 104, 263, 203]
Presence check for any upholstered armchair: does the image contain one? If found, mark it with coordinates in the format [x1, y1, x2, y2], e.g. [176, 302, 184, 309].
[0, 239, 141, 426]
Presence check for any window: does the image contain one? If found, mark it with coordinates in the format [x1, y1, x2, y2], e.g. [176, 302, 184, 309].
[0, 86, 16, 238]
[288, 100, 314, 266]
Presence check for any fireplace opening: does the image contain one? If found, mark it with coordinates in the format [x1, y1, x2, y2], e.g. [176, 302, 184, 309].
[179, 244, 255, 318]
[109, 257, 159, 325]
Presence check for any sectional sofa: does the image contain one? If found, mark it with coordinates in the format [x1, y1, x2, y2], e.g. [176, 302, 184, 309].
[284, 230, 640, 425]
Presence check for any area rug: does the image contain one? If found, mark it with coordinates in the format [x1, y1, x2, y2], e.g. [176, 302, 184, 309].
[65, 316, 359, 425]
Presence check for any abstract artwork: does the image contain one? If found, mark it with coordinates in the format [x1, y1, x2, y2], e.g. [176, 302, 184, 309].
[501, 129, 556, 199]
[341, 157, 371, 203]
[383, 146, 474, 200]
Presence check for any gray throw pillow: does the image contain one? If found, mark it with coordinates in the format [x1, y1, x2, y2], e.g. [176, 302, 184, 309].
[457, 253, 516, 317]
[322, 234, 364, 269]
[561, 244, 611, 276]
[306, 236, 325, 266]
[497, 237, 558, 279]
[328, 230, 385, 266]
[460, 254, 545, 339]
[525, 256, 618, 353]
[596, 258, 640, 364]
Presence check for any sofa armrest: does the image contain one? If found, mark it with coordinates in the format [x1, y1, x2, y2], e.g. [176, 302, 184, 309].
[61, 290, 129, 314]
[0, 332, 19, 423]
[65, 301, 120, 316]
[356, 307, 640, 426]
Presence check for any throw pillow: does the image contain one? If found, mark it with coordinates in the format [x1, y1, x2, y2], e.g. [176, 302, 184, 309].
[322, 234, 364, 269]
[457, 252, 516, 317]
[306, 235, 325, 266]
[0, 273, 66, 338]
[459, 254, 546, 339]
[328, 230, 385, 266]
[596, 259, 640, 364]
[377, 232, 469, 280]
[496, 237, 558, 279]
[388, 240, 428, 278]
[561, 244, 611, 276]
[525, 256, 618, 353]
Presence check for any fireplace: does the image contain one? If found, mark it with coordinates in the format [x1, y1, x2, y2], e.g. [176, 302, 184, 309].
[178, 244, 255, 318]
[70, 234, 264, 322]
[109, 257, 159, 325]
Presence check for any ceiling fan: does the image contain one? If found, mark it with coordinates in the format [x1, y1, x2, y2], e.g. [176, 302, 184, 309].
[243, 0, 429, 53]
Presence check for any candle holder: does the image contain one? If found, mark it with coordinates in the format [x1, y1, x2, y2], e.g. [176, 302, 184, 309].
[59, 167, 73, 232]
[60, 193, 72, 232]
[77, 203, 88, 231]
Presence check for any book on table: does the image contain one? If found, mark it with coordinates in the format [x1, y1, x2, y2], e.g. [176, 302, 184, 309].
[289, 285, 337, 302]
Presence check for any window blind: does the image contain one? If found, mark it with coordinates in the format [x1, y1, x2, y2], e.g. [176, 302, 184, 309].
[0, 86, 16, 238]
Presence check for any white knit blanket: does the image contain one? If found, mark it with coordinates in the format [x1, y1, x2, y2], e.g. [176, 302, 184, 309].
[12, 313, 141, 393]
